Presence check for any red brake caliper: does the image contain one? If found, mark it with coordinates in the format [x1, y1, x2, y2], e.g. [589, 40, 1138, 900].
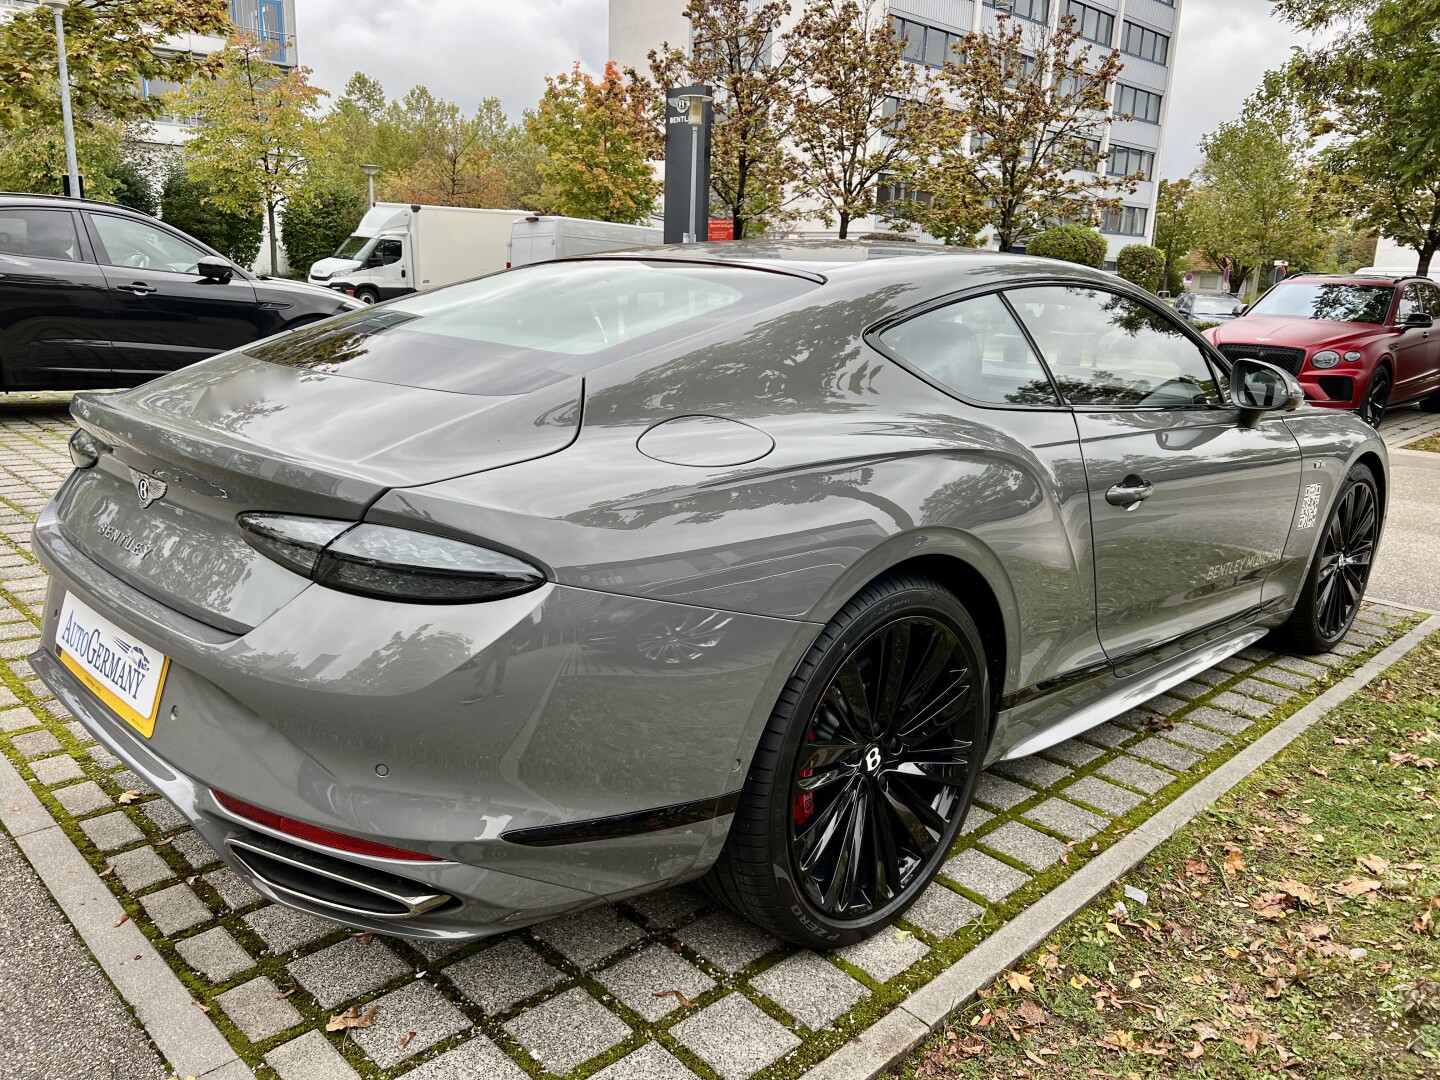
[794, 730, 815, 826]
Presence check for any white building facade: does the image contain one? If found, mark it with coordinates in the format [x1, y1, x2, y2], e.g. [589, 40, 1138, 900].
[610, 0, 1181, 264]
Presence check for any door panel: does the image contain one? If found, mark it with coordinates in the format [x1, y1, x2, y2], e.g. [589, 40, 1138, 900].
[0, 208, 114, 389]
[85, 212, 261, 381]
[1391, 283, 1435, 397]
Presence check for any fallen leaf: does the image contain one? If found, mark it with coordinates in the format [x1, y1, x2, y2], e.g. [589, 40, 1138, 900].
[99, 863, 115, 877]
[114, 913, 129, 927]
[1017, 1000, 1047, 1026]
[185, 875, 198, 886]
[274, 987, 296, 1001]
[1275, 878, 1318, 905]
[1301, 922, 1331, 940]
[1358, 854, 1391, 875]
[117, 790, 142, 805]
[1335, 876, 1383, 898]
[1224, 847, 1246, 876]
[1308, 765, 1330, 778]
[349, 931, 374, 946]
[190, 999, 211, 1013]
[1070, 972, 1091, 990]
[154, 836, 172, 847]
[396, 1030, 416, 1050]
[652, 988, 694, 1009]
[1004, 970, 1035, 993]
[1182, 1040, 1206, 1060]
[1184, 857, 1211, 882]
[326, 1005, 379, 1032]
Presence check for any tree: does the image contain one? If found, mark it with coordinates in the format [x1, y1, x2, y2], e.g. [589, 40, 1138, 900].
[1026, 225, 1106, 267]
[893, 12, 1138, 251]
[782, 0, 928, 238]
[161, 170, 262, 265]
[108, 160, 158, 216]
[178, 34, 328, 274]
[0, 109, 125, 199]
[650, 0, 798, 238]
[1116, 244, 1165, 292]
[528, 61, 660, 224]
[0, 0, 228, 130]
[1153, 178, 1196, 295]
[281, 182, 367, 278]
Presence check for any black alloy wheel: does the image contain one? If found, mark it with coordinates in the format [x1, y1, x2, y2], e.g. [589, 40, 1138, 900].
[1360, 366, 1391, 427]
[705, 573, 988, 948]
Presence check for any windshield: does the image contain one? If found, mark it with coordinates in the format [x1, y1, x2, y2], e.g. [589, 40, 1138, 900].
[246, 259, 816, 395]
[1247, 282, 1394, 324]
[1192, 297, 1236, 316]
[332, 234, 370, 259]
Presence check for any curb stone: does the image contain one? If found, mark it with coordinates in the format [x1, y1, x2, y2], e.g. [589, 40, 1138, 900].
[803, 613, 1440, 1080]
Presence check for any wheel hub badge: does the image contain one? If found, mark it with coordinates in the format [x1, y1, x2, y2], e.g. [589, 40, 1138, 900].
[864, 746, 883, 773]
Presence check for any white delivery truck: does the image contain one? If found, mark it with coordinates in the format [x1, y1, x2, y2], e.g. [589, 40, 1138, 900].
[507, 215, 663, 268]
[308, 203, 526, 303]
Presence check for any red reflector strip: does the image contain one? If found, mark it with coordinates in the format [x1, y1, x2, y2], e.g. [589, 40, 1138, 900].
[211, 789, 439, 862]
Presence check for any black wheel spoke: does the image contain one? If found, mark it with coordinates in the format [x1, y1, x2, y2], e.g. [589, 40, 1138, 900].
[834, 661, 876, 739]
[888, 742, 972, 786]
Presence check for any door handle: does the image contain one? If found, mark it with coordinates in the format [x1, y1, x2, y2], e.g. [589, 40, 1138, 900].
[1106, 475, 1155, 511]
[116, 282, 157, 295]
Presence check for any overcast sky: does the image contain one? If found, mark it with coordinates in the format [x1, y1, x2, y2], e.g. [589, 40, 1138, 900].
[293, 0, 1325, 182]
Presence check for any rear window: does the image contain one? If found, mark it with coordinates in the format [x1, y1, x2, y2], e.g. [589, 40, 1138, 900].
[248, 260, 813, 395]
[1191, 297, 1235, 316]
[1247, 282, 1394, 324]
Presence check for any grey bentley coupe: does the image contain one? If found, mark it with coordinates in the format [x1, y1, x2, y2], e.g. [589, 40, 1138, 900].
[31, 242, 1386, 949]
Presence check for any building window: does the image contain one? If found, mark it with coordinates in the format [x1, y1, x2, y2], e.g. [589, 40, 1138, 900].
[891, 16, 964, 68]
[1121, 21, 1169, 64]
[1107, 144, 1155, 179]
[231, 0, 290, 64]
[1101, 205, 1149, 236]
[1116, 84, 1163, 124]
[1062, 1, 1115, 45]
[876, 172, 932, 210]
[984, 0, 1049, 23]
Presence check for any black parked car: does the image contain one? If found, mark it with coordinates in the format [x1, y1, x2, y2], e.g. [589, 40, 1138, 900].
[0, 194, 359, 391]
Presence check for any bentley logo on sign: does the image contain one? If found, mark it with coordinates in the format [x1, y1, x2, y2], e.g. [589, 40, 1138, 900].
[130, 469, 168, 509]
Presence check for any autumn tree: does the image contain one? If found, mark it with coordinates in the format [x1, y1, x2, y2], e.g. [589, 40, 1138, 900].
[0, 113, 125, 200]
[650, 0, 797, 238]
[179, 34, 328, 274]
[528, 61, 660, 224]
[893, 12, 1136, 251]
[381, 96, 510, 207]
[1153, 178, 1196, 295]
[782, 0, 928, 238]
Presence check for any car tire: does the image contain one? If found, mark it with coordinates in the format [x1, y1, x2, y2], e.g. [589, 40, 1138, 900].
[703, 572, 989, 949]
[355, 287, 380, 306]
[1359, 366, 1391, 427]
[1273, 464, 1380, 654]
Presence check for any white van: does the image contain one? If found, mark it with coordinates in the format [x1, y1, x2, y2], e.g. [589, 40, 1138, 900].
[508, 215, 663, 269]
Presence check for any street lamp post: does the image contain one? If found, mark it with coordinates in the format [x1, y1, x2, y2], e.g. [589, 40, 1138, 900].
[360, 164, 380, 208]
[675, 91, 712, 244]
[43, 0, 81, 200]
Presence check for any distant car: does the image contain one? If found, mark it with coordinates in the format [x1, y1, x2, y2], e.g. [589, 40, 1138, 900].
[0, 193, 359, 391]
[1207, 273, 1440, 425]
[1176, 292, 1241, 327]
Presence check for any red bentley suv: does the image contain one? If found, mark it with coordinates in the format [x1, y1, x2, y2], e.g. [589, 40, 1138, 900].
[1205, 273, 1440, 426]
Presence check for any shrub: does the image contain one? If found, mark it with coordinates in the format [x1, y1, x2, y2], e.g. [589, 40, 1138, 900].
[282, 182, 367, 279]
[160, 169, 262, 266]
[1116, 243, 1166, 293]
[106, 160, 157, 216]
[1025, 225, 1106, 268]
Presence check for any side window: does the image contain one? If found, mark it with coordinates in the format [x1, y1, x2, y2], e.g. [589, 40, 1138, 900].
[372, 239, 403, 266]
[1397, 284, 1422, 320]
[0, 209, 82, 262]
[879, 292, 1060, 406]
[1423, 283, 1440, 315]
[88, 214, 205, 274]
[1007, 285, 1222, 407]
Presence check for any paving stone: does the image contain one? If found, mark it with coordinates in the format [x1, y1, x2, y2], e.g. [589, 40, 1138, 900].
[503, 986, 631, 1075]
[959, 805, 994, 835]
[1127, 737, 1202, 772]
[1097, 756, 1175, 795]
[217, 975, 302, 1042]
[175, 926, 255, 983]
[672, 993, 800, 1080]
[592, 1042, 699, 1080]
[1142, 694, 1187, 716]
[52, 780, 110, 816]
[1023, 797, 1109, 842]
[79, 811, 144, 851]
[400, 1036, 530, 1080]
[1343, 628, 1381, 647]
[288, 937, 411, 1009]
[627, 884, 707, 929]
[675, 910, 782, 974]
[1184, 707, 1254, 736]
[1231, 677, 1297, 704]
[1043, 738, 1103, 767]
[902, 883, 982, 937]
[1210, 691, 1274, 719]
[982, 821, 1068, 872]
[139, 798, 186, 832]
[85, 743, 122, 770]
[408, 936, 466, 961]
[444, 937, 565, 1014]
[836, 927, 929, 981]
[1112, 708, 1157, 732]
[942, 848, 1030, 903]
[245, 904, 340, 953]
[1274, 656, 1329, 678]
[972, 773, 1032, 810]
[1257, 666, 1319, 690]
[1217, 656, 1251, 674]
[992, 756, 1071, 789]
[204, 867, 262, 911]
[29, 754, 82, 786]
[110, 845, 173, 891]
[1161, 722, 1230, 753]
[139, 883, 211, 936]
[753, 951, 867, 1029]
[1314, 646, 1357, 663]
[350, 981, 472, 1069]
[1080, 722, 1131, 748]
[111, 768, 156, 796]
[1237, 646, 1273, 662]
[1190, 667, 1230, 687]
[170, 830, 221, 869]
[265, 1030, 361, 1080]
[597, 942, 716, 1021]
[0, 706, 38, 733]
[10, 728, 60, 757]
[1165, 680, 1211, 701]
[532, 904, 647, 969]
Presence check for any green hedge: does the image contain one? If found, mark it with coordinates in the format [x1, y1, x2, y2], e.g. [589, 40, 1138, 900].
[281, 183, 367, 280]
[1025, 225, 1107, 268]
[1116, 244, 1166, 293]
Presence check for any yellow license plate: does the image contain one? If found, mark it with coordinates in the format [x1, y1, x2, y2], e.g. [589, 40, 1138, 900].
[55, 592, 170, 738]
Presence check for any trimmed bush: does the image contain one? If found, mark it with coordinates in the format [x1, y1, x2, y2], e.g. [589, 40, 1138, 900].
[282, 182, 367, 280]
[1025, 225, 1106, 268]
[161, 169, 262, 266]
[1116, 244, 1166, 293]
[107, 161, 157, 216]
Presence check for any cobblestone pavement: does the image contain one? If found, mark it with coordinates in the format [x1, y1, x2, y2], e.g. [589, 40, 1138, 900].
[0, 393, 1425, 1080]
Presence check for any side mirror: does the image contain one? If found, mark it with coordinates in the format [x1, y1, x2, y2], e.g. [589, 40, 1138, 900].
[1403, 311, 1434, 330]
[197, 256, 233, 282]
[1231, 303, 1248, 317]
[1230, 358, 1304, 426]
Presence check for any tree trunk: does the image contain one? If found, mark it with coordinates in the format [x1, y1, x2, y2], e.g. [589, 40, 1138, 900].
[733, 209, 748, 239]
[1417, 244, 1436, 277]
[838, 211, 850, 240]
[266, 201, 279, 277]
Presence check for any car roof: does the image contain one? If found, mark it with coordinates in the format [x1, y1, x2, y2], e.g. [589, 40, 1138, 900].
[1282, 273, 1408, 287]
[0, 191, 156, 218]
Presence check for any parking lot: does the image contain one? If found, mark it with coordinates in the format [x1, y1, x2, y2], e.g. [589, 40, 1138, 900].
[0, 394, 1436, 1080]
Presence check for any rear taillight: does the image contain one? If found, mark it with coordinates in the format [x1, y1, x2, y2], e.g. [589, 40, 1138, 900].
[236, 513, 545, 603]
[69, 429, 105, 469]
[212, 789, 441, 861]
